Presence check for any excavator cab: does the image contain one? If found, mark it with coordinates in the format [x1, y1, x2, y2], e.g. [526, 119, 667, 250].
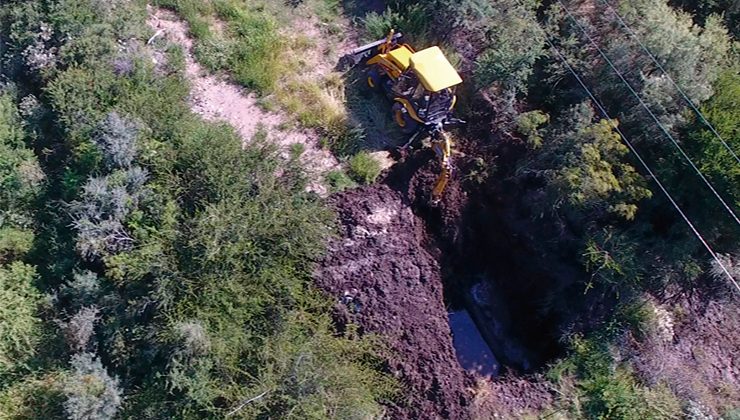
[342, 30, 464, 204]
[365, 35, 462, 133]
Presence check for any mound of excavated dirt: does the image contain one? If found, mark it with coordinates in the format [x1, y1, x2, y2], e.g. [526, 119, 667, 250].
[315, 185, 471, 419]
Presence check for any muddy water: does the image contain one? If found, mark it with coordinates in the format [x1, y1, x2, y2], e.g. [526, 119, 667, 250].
[448, 309, 500, 377]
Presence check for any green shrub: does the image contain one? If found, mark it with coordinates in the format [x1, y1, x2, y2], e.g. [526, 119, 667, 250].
[0, 227, 34, 261]
[0, 372, 66, 418]
[348, 152, 382, 184]
[0, 93, 44, 215]
[325, 170, 357, 193]
[549, 335, 682, 419]
[0, 262, 42, 376]
[363, 5, 431, 45]
[516, 110, 549, 148]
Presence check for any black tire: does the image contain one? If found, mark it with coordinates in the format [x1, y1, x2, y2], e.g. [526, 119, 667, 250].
[392, 102, 419, 134]
[367, 67, 383, 91]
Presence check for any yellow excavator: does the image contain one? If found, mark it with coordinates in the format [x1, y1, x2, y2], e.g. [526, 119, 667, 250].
[342, 30, 464, 203]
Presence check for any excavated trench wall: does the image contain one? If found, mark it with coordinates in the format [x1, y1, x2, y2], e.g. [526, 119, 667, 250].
[315, 150, 570, 417]
[384, 150, 569, 374]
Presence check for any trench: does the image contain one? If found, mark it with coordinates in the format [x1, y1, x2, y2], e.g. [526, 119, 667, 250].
[446, 275, 563, 376]
[385, 151, 569, 377]
[443, 207, 568, 375]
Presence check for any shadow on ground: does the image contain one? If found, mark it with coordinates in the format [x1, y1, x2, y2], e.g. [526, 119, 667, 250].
[341, 64, 411, 152]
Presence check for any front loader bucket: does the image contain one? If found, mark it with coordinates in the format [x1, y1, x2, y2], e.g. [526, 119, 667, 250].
[338, 32, 403, 70]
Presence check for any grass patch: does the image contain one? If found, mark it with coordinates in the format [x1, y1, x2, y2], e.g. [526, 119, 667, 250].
[157, 0, 363, 154]
[347, 152, 381, 184]
[155, 0, 281, 94]
[212, 0, 281, 92]
[325, 170, 357, 192]
[548, 334, 683, 419]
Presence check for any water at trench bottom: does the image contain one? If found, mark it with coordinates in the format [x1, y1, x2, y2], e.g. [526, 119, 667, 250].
[448, 309, 500, 377]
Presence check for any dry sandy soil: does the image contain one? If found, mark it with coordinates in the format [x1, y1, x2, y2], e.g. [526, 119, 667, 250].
[146, 6, 339, 195]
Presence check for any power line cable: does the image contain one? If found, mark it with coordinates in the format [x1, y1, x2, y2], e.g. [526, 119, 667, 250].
[540, 31, 739, 289]
[555, 0, 740, 227]
[595, 0, 740, 165]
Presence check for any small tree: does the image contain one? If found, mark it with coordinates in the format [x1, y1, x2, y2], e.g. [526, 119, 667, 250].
[59, 306, 100, 352]
[93, 112, 140, 170]
[68, 168, 149, 260]
[518, 102, 652, 221]
[64, 353, 122, 420]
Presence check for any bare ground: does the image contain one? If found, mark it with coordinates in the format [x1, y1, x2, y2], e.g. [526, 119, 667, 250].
[146, 7, 339, 195]
[315, 185, 472, 419]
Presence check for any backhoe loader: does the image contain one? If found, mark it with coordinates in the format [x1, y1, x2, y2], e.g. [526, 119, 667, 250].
[342, 30, 464, 203]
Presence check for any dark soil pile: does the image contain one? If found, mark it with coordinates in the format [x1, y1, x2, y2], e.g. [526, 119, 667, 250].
[315, 184, 471, 419]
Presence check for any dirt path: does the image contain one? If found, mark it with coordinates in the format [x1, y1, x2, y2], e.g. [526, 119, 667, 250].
[146, 6, 339, 195]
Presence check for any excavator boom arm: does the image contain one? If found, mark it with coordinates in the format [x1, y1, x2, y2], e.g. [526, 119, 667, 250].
[431, 132, 453, 204]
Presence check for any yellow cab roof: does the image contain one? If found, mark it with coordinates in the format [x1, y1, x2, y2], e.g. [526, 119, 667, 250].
[409, 46, 463, 92]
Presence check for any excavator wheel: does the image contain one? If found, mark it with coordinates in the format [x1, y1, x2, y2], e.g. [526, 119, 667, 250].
[392, 102, 419, 134]
[367, 68, 383, 91]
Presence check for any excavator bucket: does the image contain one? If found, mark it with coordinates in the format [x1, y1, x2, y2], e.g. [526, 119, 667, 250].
[338, 32, 403, 70]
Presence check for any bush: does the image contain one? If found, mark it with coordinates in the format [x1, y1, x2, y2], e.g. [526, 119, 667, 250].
[348, 152, 382, 184]
[68, 168, 149, 260]
[0, 262, 41, 376]
[0, 372, 66, 418]
[325, 170, 357, 193]
[21, 22, 57, 75]
[59, 306, 100, 352]
[64, 353, 122, 420]
[93, 112, 140, 170]
[516, 110, 549, 148]
[0, 93, 44, 218]
[0, 227, 34, 262]
[549, 334, 682, 419]
[59, 270, 102, 309]
[363, 4, 431, 45]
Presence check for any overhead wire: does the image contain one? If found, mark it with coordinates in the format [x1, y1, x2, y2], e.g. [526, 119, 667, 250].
[554, 0, 740, 227]
[534, 15, 739, 288]
[595, 0, 740, 165]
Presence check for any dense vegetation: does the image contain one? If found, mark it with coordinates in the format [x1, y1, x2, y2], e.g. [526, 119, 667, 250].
[0, 1, 392, 418]
[1, 0, 737, 418]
